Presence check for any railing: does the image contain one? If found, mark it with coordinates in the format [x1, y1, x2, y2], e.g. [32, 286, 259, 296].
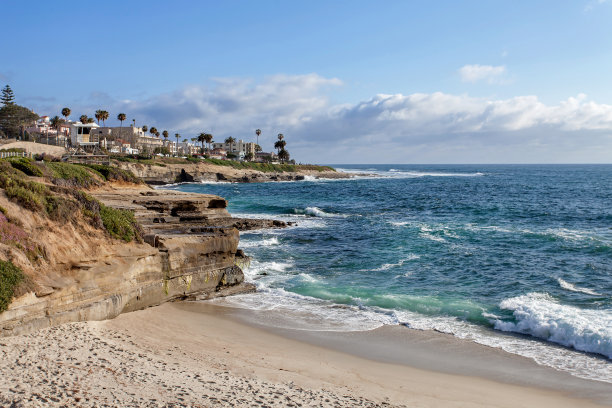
[0, 151, 32, 159]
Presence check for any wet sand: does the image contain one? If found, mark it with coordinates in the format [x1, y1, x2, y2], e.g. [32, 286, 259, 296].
[0, 302, 609, 407]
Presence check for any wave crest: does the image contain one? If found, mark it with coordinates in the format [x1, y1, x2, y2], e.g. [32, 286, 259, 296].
[494, 293, 612, 358]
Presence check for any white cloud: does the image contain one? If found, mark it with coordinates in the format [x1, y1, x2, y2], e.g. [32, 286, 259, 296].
[459, 64, 507, 84]
[34, 74, 612, 163]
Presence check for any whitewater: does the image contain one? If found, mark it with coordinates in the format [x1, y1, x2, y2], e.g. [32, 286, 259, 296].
[164, 164, 612, 383]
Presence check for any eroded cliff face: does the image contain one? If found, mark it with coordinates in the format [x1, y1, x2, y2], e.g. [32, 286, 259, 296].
[0, 188, 253, 336]
[116, 161, 348, 184]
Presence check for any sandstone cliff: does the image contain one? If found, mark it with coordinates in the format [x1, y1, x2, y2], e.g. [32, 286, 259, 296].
[0, 184, 265, 336]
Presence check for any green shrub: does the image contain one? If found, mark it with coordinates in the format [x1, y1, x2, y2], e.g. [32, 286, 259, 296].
[203, 158, 297, 172]
[5, 157, 44, 177]
[1, 175, 48, 212]
[0, 260, 24, 313]
[45, 195, 79, 222]
[47, 162, 102, 188]
[0, 148, 26, 153]
[5, 185, 45, 211]
[99, 204, 141, 242]
[79, 164, 142, 184]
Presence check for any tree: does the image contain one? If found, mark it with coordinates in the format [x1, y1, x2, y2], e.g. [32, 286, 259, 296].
[1, 85, 15, 106]
[141, 125, 148, 134]
[274, 139, 286, 153]
[0, 104, 39, 138]
[79, 115, 88, 123]
[204, 133, 213, 153]
[50, 116, 65, 143]
[255, 144, 262, 152]
[225, 136, 236, 154]
[274, 133, 286, 154]
[255, 128, 261, 147]
[245, 152, 254, 161]
[117, 113, 126, 139]
[150, 127, 157, 136]
[100, 110, 109, 126]
[87, 117, 95, 124]
[175, 133, 180, 156]
[278, 148, 290, 163]
[95, 110, 103, 124]
[197, 132, 207, 154]
[154, 146, 170, 155]
[162, 130, 169, 142]
[61, 107, 71, 121]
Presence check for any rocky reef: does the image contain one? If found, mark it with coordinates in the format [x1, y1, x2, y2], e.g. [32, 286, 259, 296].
[0, 187, 281, 336]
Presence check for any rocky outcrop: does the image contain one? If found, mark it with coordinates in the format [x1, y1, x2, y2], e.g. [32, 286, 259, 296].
[0, 188, 270, 337]
[116, 161, 350, 185]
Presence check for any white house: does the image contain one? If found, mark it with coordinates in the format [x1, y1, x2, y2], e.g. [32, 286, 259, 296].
[70, 122, 100, 146]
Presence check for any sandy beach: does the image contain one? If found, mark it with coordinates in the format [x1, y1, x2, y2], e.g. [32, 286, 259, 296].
[1, 301, 609, 407]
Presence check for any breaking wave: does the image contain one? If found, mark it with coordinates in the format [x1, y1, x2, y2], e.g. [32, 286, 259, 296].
[494, 293, 612, 359]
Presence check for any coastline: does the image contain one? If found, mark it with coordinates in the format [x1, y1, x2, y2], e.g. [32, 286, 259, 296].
[1, 301, 608, 407]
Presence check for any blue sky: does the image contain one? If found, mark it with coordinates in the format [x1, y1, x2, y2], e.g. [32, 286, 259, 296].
[2, 0, 612, 163]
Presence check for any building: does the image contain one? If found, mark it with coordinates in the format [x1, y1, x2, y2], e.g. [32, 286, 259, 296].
[209, 148, 227, 160]
[177, 143, 199, 156]
[91, 126, 163, 152]
[212, 139, 256, 157]
[163, 140, 178, 156]
[70, 122, 100, 147]
[255, 151, 277, 162]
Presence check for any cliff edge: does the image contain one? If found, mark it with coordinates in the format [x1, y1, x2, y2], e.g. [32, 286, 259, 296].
[0, 159, 276, 336]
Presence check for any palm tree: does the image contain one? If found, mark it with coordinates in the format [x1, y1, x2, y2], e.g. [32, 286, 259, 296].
[162, 130, 169, 145]
[204, 133, 213, 154]
[87, 118, 95, 124]
[197, 132, 207, 154]
[150, 127, 157, 137]
[278, 148, 290, 164]
[79, 115, 88, 124]
[141, 125, 148, 134]
[175, 133, 180, 156]
[255, 128, 261, 147]
[117, 113, 126, 140]
[225, 136, 236, 155]
[61, 107, 71, 121]
[101, 110, 109, 126]
[50, 116, 65, 145]
[95, 110, 103, 124]
[274, 138, 286, 154]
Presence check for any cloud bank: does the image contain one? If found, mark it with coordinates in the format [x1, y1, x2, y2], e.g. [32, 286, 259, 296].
[44, 74, 612, 163]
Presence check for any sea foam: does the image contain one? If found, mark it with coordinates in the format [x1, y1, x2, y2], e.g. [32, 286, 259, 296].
[557, 278, 601, 296]
[494, 292, 612, 358]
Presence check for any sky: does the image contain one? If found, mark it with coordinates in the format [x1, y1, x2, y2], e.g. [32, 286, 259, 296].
[2, 0, 612, 163]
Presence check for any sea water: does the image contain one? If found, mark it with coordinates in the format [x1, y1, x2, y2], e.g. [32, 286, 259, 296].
[164, 164, 611, 383]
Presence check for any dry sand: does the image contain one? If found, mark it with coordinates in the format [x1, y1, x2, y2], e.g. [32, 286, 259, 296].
[1, 141, 66, 156]
[0, 302, 608, 407]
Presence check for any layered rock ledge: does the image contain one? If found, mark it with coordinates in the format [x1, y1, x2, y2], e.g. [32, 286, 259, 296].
[0, 187, 281, 337]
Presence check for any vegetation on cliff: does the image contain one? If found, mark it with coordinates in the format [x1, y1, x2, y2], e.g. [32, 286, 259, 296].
[0, 260, 24, 312]
[46, 162, 102, 189]
[0, 159, 142, 243]
[81, 164, 142, 184]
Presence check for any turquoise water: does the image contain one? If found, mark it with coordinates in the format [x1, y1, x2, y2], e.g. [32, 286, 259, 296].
[165, 164, 611, 382]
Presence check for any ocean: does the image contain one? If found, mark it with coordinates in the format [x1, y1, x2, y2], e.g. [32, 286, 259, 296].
[163, 164, 611, 383]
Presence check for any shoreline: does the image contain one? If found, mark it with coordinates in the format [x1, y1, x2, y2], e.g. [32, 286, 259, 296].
[2, 302, 609, 407]
[202, 301, 612, 403]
